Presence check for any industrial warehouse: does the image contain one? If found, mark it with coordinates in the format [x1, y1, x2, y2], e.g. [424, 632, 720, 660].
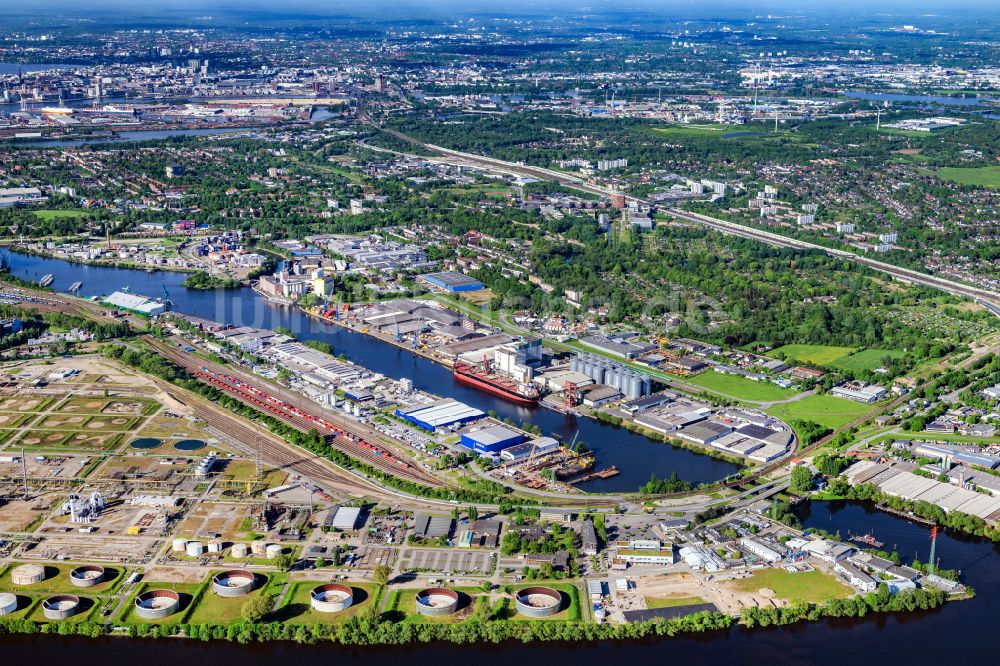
[395, 399, 486, 432]
[101, 290, 171, 317]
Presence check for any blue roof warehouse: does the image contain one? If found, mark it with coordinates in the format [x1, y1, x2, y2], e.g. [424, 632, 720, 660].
[460, 425, 526, 454]
[396, 399, 485, 432]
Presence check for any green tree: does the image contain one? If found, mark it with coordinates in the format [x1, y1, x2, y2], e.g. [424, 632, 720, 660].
[373, 564, 392, 586]
[241, 594, 273, 623]
[790, 465, 814, 493]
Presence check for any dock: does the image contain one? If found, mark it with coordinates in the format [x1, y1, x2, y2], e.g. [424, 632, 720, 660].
[567, 466, 620, 484]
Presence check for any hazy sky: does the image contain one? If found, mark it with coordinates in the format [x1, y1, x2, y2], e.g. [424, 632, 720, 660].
[3, 0, 999, 17]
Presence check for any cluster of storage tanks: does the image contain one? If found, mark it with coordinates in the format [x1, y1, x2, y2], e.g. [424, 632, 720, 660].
[172, 539, 282, 559]
[570, 353, 652, 399]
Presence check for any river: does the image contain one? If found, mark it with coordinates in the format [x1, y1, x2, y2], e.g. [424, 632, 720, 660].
[7, 128, 256, 148]
[0, 499, 997, 664]
[5, 250, 740, 492]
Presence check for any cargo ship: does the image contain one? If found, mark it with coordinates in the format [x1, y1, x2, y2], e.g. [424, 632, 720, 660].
[453, 362, 540, 404]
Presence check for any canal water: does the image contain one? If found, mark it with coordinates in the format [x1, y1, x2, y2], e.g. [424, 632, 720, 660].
[2, 128, 255, 148]
[0, 500, 997, 664]
[6, 250, 740, 492]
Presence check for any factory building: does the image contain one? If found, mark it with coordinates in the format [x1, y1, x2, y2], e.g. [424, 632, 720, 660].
[499, 437, 561, 463]
[328, 506, 363, 531]
[396, 399, 485, 432]
[830, 382, 886, 403]
[578, 334, 658, 360]
[419, 271, 484, 292]
[460, 424, 526, 454]
[102, 291, 170, 317]
[413, 514, 454, 539]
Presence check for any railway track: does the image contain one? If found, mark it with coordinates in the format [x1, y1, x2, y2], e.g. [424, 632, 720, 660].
[147, 338, 445, 488]
[148, 376, 406, 501]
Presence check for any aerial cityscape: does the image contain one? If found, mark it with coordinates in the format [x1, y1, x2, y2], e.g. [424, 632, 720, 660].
[0, 0, 998, 663]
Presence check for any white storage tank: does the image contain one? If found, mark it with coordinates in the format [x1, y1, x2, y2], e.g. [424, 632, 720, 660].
[250, 542, 268, 556]
[186, 541, 204, 557]
[231, 543, 250, 558]
[265, 544, 282, 559]
[207, 540, 223, 554]
[171, 538, 188, 553]
[0, 592, 17, 616]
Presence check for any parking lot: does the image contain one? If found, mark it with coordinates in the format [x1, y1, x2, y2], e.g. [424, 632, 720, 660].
[400, 548, 493, 574]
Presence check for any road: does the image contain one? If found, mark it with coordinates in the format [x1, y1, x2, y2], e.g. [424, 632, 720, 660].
[366, 124, 1000, 317]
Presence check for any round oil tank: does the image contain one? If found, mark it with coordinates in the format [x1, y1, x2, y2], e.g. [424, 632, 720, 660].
[265, 544, 282, 559]
[10, 564, 46, 586]
[185, 541, 204, 557]
[70, 564, 105, 588]
[231, 543, 250, 558]
[134, 589, 180, 620]
[211, 570, 256, 598]
[310, 584, 353, 613]
[514, 587, 563, 618]
[207, 540, 223, 554]
[415, 587, 459, 617]
[42, 594, 81, 620]
[250, 542, 268, 556]
[171, 538, 188, 553]
[0, 592, 17, 616]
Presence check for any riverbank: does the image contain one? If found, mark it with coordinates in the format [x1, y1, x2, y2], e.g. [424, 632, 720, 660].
[4, 248, 744, 492]
[9, 245, 197, 277]
[0, 569, 957, 646]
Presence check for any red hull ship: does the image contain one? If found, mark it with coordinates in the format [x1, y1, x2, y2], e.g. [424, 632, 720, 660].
[453, 362, 539, 404]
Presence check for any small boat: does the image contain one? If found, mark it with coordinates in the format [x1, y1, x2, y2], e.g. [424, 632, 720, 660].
[39, 274, 54, 286]
[68, 281, 82, 292]
[850, 532, 884, 548]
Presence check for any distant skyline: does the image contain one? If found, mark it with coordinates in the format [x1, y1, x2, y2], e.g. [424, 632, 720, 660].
[4, 0, 1000, 19]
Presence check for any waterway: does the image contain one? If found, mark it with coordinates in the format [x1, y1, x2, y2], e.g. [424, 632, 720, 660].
[1, 500, 997, 664]
[6, 250, 741, 491]
[844, 91, 989, 106]
[7, 128, 254, 148]
[0, 63, 78, 74]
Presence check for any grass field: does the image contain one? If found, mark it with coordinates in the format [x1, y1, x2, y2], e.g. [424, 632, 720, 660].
[934, 166, 1000, 188]
[118, 582, 201, 625]
[383, 587, 479, 624]
[651, 124, 774, 139]
[645, 595, 706, 609]
[730, 569, 851, 604]
[832, 349, 907, 373]
[272, 582, 382, 624]
[686, 371, 796, 402]
[32, 209, 91, 221]
[767, 394, 875, 429]
[771, 344, 857, 367]
[502, 583, 581, 622]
